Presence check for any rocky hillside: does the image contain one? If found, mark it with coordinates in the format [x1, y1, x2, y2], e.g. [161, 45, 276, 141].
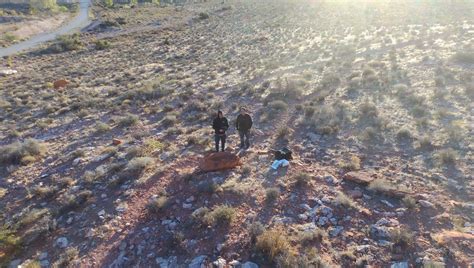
[0, 0, 473, 267]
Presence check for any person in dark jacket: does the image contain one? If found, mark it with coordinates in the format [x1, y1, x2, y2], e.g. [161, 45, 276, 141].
[236, 107, 253, 149]
[212, 110, 229, 152]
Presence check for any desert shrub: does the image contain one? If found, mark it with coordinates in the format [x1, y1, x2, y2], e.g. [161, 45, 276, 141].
[21, 260, 41, 268]
[0, 188, 7, 198]
[418, 136, 432, 149]
[390, 227, 414, 248]
[340, 155, 361, 171]
[191, 207, 210, 225]
[396, 126, 412, 140]
[307, 102, 349, 135]
[265, 187, 280, 203]
[32, 185, 57, 199]
[334, 191, 356, 208]
[297, 228, 327, 244]
[393, 83, 408, 95]
[52, 247, 79, 268]
[147, 196, 170, 214]
[126, 157, 153, 172]
[0, 226, 21, 265]
[118, 113, 139, 127]
[241, 165, 252, 176]
[95, 122, 111, 133]
[143, 138, 165, 155]
[294, 172, 311, 186]
[161, 115, 177, 127]
[255, 229, 292, 264]
[359, 101, 378, 119]
[50, 34, 83, 52]
[362, 67, 375, 77]
[198, 12, 209, 20]
[0, 139, 46, 165]
[95, 39, 110, 50]
[348, 77, 362, 89]
[248, 221, 265, 243]
[276, 126, 290, 140]
[359, 127, 377, 142]
[319, 72, 341, 89]
[197, 181, 219, 194]
[451, 51, 474, 64]
[434, 149, 458, 166]
[402, 196, 418, 210]
[268, 100, 288, 112]
[204, 205, 236, 226]
[368, 179, 397, 194]
[423, 261, 446, 268]
[411, 104, 427, 118]
[17, 208, 50, 228]
[464, 83, 474, 99]
[57, 190, 92, 215]
[304, 105, 315, 118]
[434, 76, 445, 87]
[83, 166, 106, 184]
[71, 148, 86, 159]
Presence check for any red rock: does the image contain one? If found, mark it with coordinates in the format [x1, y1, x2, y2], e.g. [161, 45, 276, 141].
[112, 139, 122, 145]
[53, 79, 68, 89]
[343, 171, 376, 185]
[199, 151, 241, 172]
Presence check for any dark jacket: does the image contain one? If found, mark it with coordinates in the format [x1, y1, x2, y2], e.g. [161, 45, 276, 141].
[212, 117, 229, 135]
[236, 114, 253, 131]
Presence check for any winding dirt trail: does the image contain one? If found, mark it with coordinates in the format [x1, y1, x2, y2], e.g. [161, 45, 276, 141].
[0, 0, 91, 57]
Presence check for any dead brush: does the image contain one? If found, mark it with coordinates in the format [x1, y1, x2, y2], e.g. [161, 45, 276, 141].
[255, 229, 293, 264]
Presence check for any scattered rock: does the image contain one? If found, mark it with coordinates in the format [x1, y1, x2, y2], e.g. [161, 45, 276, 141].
[343, 171, 376, 185]
[39, 252, 48, 260]
[156, 256, 177, 268]
[349, 189, 363, 199]
[242, 261, 259, 268]
[298, 214, 308, 221]
[418, 200, 435, 208]
[72, 158, 82, 166]
[213, 257, 226, 268]
[390, 262, 408, 268]
[189, 255, 208, 268]
[0, 69, 17, 76]
[228, 260, 241, 267]
[9, 259, 21, 268]
[307, 133, 321, 143]
[381, 200, 395, 208]
[329, 226, 344, 237]
[370, 225, 391, 239]
[56, 237, 68, 248]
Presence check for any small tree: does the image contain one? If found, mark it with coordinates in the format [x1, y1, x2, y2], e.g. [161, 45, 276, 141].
[30, 0, 57, 10]
[104, 0, 113, 8]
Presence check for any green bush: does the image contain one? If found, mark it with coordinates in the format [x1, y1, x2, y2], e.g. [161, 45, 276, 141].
[50, 34, 83, 52]
[204, 205, 236, 226]
[95, 39, 111, 50]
